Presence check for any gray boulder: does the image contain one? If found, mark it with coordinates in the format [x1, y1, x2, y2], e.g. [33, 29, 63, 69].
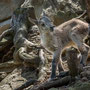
[22, 0, 86, 25]
[0, 0, 25, 22]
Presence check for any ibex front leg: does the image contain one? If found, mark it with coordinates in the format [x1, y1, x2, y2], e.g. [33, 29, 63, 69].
[50, 49, 63, 80]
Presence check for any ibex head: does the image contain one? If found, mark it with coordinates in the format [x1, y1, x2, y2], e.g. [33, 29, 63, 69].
[29, 10, 55, 32]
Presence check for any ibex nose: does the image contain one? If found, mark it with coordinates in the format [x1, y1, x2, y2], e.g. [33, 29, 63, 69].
[50, 26, 55, 31]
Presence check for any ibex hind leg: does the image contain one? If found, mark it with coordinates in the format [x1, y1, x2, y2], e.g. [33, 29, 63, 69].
[80, 43, 89, 66]
[52, 49, 69, 79]
[70, 30, 89, 66]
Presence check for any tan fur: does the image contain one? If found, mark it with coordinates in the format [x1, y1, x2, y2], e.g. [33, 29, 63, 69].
[41, 18, 89, 52]
[29, 16, 90, 79]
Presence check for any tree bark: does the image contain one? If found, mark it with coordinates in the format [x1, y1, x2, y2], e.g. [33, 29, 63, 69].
[66, 47, 79, 77]
[85, 0, 90, 21]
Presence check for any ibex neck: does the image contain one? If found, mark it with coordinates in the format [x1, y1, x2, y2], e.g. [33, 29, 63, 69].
[39, 29, 57, 53]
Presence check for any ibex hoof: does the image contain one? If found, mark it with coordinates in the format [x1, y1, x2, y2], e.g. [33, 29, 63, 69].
[80, 62, 86, 67]
[58, 71, 69, 78]
[48, 77, 57, 81]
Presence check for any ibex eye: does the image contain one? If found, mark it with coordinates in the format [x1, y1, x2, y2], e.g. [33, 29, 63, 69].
[41, 23, 45, 27]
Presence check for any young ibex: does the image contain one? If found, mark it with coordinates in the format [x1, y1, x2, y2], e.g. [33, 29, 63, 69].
[29, 12, 90, 80]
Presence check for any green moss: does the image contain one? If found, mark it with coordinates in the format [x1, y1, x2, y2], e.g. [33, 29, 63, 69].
[69, 81, 90, 90]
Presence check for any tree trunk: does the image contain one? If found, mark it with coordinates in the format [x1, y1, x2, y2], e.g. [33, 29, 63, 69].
[31, 76, 71, 90]
[85, 0, 90, 21]
[66, 47, 79, 77]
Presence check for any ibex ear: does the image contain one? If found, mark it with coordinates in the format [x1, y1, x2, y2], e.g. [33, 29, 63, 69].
[28, 17, 39, 25]
[42, 9, 46, 16]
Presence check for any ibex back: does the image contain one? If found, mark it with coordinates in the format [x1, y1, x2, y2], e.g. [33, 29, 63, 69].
[29, 13, 90, 80]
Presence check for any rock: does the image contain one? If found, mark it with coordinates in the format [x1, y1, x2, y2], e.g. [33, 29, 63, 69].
[0, 19, 11, 35]
[0, 66, 37, 90]
[80, 70, 90, 79]
[0, 72, 7, 82]
[0, 84, 12, 90]
[80, 71, 87, 78]
[0, 0, 25, 22]
[22, 0, 86, 25]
